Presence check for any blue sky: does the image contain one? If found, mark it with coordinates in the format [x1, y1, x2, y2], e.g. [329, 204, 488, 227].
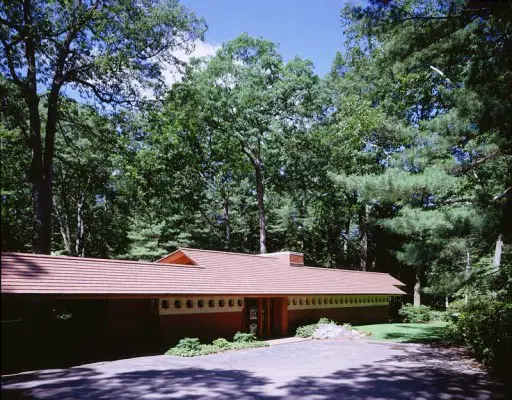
[181, 0, 355, 76]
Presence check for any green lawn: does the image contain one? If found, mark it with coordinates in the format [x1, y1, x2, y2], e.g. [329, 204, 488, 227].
[354, 322, 449, 344]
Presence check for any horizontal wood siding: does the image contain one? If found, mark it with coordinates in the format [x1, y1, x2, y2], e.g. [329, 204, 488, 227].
[106, 299, 159, 356]
[158, 311, 244, 350]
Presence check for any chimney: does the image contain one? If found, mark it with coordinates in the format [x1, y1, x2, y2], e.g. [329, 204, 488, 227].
[263, 251, 304, 266]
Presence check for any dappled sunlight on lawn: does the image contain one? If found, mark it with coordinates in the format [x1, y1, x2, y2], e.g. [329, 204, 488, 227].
[355, 322, 449, 344]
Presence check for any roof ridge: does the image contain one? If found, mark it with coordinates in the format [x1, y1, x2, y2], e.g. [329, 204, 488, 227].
[1, 252, 167, 266]
[302, 265, 395, 276]
[180, 247, 279, 259]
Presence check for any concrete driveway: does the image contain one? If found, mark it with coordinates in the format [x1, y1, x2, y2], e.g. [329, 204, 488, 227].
[1, 340, 507, 399]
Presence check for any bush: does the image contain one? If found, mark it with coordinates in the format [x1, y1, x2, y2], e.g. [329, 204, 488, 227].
[446, 301, 512, 372]
[212, 338, 230, 349]
[296, 324, 317, 338]
[166, 335, 269, 357]
[429, 310, 450, 322]
[398, 304, 432, 323]
[318, 317, 336, 325]
[233, 331, 256, 343]
[295, 318, 341, 338]
[174, 337, 201, 351]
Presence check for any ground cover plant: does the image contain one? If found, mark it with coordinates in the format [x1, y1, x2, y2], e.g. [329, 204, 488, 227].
[166, 332, 269, 357]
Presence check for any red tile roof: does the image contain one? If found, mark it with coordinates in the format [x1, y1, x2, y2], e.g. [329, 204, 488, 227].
[1, 248, 406, 296]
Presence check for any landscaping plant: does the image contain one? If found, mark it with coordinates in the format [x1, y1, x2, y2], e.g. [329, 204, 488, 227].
[166, 335, 268, 357]
[445, 301, 512, 373]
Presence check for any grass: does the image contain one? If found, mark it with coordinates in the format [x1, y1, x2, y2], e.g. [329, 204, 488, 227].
[354, 322, 449, 344]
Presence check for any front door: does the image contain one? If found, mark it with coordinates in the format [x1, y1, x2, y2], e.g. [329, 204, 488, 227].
[244, 298, 273, 337]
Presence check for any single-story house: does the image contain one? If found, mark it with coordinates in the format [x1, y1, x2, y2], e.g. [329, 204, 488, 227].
[1, 248, 405, 371]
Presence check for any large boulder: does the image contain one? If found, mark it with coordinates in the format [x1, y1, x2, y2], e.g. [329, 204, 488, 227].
[312, 323, 366, 340]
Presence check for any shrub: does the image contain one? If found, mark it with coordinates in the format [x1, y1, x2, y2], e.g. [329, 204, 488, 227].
[318, 317, 336, 325]
[174, 337, 201, 351]
[429, 310, 450, 322]
[166, 335, 269, 357]
[296, 318, 341, 338]
[398, 304, 432, 323]
[212, 338, 230, 349]
[230, 341, 269, 350]
[233, 331, 256, 343]
[446, 301, 512, 372]
[296, 323, 318, 338]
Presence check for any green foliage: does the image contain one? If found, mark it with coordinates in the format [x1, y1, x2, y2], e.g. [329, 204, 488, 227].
[174, 338, 201, 352]
[295, 324, 318, 338]
[355, 322, 449, 343]
[166, 336, 268, 357]
[398, 304, 432, 323]
[233, 331, 256, 343]
[446, 302, 512, 372]
[318, 317, 336, 325]
[1, 0, 510, 329]
[212, 338, 230, 349]
[295, 318, 340, 338]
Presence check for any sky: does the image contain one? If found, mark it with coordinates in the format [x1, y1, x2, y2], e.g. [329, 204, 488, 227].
[180, 0, 356, 77]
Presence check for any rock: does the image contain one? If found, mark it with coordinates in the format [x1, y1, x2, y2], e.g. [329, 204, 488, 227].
[312, 323, 366, 340]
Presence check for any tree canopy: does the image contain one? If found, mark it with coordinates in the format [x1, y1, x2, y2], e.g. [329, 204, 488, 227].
[1, 0, 510, 306]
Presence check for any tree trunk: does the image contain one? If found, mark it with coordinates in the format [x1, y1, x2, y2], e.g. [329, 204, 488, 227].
[241, 141, 267, 254]
[343, 220, 350, 255]
[75, 193, 85, 257]
[53, 196, 72, 255]
[494, 234, 503, 268]
[24, 0, 51, 254]
[222, 194, 230, 249]
[254, 157, 267, 254]
[359, 203, 370, 271]
[465, 249, 470, 304]
[24, 0, 60, 254]
[414, 265, 422, 306]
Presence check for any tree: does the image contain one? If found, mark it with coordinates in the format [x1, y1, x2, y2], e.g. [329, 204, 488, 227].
[162, 34, 318, 254]
[0, 0, 205, 253]
[336, 0, 512, 304]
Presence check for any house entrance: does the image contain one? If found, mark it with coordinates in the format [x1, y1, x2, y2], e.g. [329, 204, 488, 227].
[244, 297, 288, 338]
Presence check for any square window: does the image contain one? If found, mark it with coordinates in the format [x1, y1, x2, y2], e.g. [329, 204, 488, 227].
[198, 300, 204, 308]
[219, 299, 225, 307]
[174, 300, 181, 309]
[238, 299, 243, 307]
[186, 300, 193, 308]
[306, 298, 310, 305]
[161, 300, 169, 309]
[208, 299, 215, 308]
[299, 298, 303, 305]
[228, 299, 234, 307]
[293, 298, 297, 305]
[330, 298, 334, 305]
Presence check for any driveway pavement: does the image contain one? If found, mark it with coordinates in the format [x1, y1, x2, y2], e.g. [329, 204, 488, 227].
[1, 340, 507, 399]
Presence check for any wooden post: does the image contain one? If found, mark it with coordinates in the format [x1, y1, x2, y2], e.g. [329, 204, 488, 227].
[280, 298, 288, 336]
[266, 298, 271, 336]
[257, 298, 262, 337]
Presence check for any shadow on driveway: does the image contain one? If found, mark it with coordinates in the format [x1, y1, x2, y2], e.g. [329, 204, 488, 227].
[1, 342, 509, 399]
